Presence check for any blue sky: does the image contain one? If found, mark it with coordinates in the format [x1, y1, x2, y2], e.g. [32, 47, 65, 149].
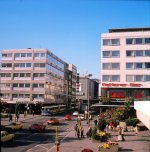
[0, 0, 150, 79]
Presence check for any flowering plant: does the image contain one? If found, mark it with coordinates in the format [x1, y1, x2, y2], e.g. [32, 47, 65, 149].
[97, 131, 106, 137]
[98, 143, 110, 151]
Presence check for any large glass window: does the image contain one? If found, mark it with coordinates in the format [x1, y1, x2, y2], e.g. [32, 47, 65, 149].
[102, 75, 110, 81]
[34, 53, 40, 57]
[111, 63, 120, 69]
[111, 51, 120, 57]
[145, 50, 150, 56]
[135, 50, 143, 56]
[102, 63, 110, 70]
[126, 38, 134, 44]
[126, 63, 134, 69]
[126, 51, 134, 57]
[21, 53, 26, 57]
[27, 53, 32, 57]
[135, 75, 143, 82]
[145, 38, 150, 44]
[111, 75, 120, 82]
[145, 62, 150, 68]
[103, 39, 120, 46]
[135, 38, 143, 44]
[26, 63, 31, 67]
[135, 63, 143, 69]
[126, 75, 134, 82]
[103, 51, 110, 58]
[144, 75, 150, 81]
[25, 84, 30, 88]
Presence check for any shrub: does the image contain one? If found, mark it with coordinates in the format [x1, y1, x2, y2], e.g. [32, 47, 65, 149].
[98, 118, 107, 131]
[125, 118, 140, 126]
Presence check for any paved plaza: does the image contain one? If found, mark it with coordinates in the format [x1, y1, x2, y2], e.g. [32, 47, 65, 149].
[1, 115, 150, 152]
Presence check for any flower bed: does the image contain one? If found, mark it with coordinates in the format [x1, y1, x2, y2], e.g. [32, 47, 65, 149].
[98, 141, 118, 152]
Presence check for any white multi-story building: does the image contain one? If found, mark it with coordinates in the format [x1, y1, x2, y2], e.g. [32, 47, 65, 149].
[101, 28, 150, 99]
[0, 48, 77, 113]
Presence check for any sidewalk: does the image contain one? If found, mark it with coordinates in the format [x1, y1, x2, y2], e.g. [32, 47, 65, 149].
[47, 121, 150, 152]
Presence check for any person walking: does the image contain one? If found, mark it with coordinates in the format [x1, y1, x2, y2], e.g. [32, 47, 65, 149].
[94, 119, 98, 126]
[117, 127, 125, 141]
[80, 126, 84, 139]
[74, 123, 78, 136]
[9, 114, 12, 122]
[32, 110, 35, 117]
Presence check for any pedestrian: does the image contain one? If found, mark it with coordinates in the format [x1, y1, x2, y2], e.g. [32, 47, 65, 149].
[74, 123, 78, 136]
[9, 114, 12, 122]
[134, 125, 139, 135]
[117, 127, 125, 141]
[32, 110, 35, 117]
[77, 126, 80, 139]
[86, 126, 92, 139]
[81, 126, 84, 138]
[94, 119, 98, 126]
[16, 113, 19, 121]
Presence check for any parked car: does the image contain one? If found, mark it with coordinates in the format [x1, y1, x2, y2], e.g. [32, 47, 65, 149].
[29, 123, 46, 132]
[1, 131, 15, 142]
[47, 118, 59, 125]
[64, 114, 71, 120]
[5, 122, 23, 131]
[72, 111, 79, 116]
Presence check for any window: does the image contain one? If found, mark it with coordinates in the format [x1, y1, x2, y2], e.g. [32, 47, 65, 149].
[20, 63, 25, 67]
[102, 75, 110, 82]
[34, 63, 39, 67]
[27, 53, 32, 57]
[40, 73, 44, 77]
[126, 38, 134, 44]
[26, 73, 31, 77]
[111, 75, 120, 82]
[20, 73, 24, 77]
[103, 51, 110, 58]
[111, 63, 120, 69]
[145, 38, 150, 44]
[144, 75, 150, 81]
[126, 63, 134, 69]
[14, 53, 20, 57]
[40, 63, 45, 67]
[33, 73, 39, 77]
[14, 73, 19, 77]
[126, 75, 134, 82]
[135, 75, 143, 82]
[19, 84, 24, 88]
[13, 84, 18, 87]
[33, 84, 38, 88]
[135, 38, 143, 44]
[145, 62, 150, 68]
[2, 53, 12, 57]
[34, 53, 39, 57]
[135, 50, 143, 56]
[26, 63, 31, 67]
[102, 63, 110, 69]
[103, 39, 120, 46]
[111, 51, 120, 57]
[145, 50, 150, 56]
[135, 63, 143, 69]
[111, 39, 120, 45]
[25, 84, 30, 88]
[41, 53, 45, 57]
[21, 53, 26, 57]
[39, 84, 44, 88]
[126, 51, 134, 57]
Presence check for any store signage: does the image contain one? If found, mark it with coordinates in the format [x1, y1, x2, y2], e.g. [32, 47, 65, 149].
[76, 92, 85, 96]
[102, 83, 142, 87]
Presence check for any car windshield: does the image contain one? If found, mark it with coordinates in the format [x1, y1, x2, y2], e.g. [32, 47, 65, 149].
[49, 118, 56, 120]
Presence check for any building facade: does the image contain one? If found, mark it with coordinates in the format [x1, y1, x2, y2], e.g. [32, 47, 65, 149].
[0, 48, 76, 113]
[101, 28, 150, 100]
[76, 76, 99, 111]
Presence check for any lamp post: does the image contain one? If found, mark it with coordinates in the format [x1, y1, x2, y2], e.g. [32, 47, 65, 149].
[87, 74, 92, 126]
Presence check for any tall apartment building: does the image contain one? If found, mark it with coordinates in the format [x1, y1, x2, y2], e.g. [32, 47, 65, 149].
[101, 28, 150, 100]
[0, 48, 77, 113]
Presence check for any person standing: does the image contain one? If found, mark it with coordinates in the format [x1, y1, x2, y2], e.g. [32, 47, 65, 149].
[94, 119, 98, 126]
[16, 113, 19, 121]
[81, 126, 84, 139]
[77, 126, 80, 139]
[74, 123, 78, 136]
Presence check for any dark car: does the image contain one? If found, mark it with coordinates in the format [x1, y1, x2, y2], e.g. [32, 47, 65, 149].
[29, 123, 46, 132]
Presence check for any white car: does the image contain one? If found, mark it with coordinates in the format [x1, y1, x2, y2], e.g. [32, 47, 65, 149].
[78, 114, 84, 120]
[72, 111, 79, 116]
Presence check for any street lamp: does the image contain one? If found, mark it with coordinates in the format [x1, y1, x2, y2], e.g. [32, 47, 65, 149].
[87, 74, 92, 126]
